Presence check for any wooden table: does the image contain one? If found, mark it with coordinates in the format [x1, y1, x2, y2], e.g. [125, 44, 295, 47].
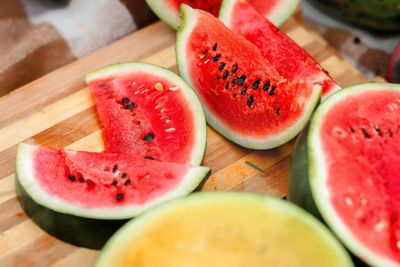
[0, 16, 374, 267]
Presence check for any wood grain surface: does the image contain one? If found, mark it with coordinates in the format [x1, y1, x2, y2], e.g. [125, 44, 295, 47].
[0, 17, 375, 267]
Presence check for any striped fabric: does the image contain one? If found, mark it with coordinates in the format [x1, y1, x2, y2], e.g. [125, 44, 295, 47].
[0, 0, 157, 96]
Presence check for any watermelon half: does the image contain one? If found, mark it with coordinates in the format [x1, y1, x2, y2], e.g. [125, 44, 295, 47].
[289, 83, 400, 266]
[219, 0, 339, 99]
[145, 0, 299, 29]
[16, 143, 210, 249]
[85, 62, 206, 165]
[176, 5, 321, 149]
[95, 192, 354, 267]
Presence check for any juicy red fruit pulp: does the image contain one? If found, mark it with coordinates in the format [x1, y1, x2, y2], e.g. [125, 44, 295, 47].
[165, 0, 280, 17]
[88, 72, 195, 164]
[186, 10, 313, 136]
[167, 0, 221, 16]
[227, 1, 337, 97]
[34, 147, 186, 207]
[321, 90, 400, 263]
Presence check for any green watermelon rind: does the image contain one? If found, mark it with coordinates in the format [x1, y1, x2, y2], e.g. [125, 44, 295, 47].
[176, 5, 321, 149]
[145, 0, 182, 29]
[290, 83, 400, 267]
[95, 192, 354, 267]
[146, 0, 299, 30]
[219, 0, 299, 28]
[85, 62, 207, 166]
[16, 143, 211, 220]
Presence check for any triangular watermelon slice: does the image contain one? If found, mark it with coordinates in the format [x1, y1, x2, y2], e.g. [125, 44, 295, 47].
[85, 63, 206, 165]
[145, 0, 299, 29]
[176, 5, 321, 149]
[219, 0, 339, 99]
[16, 143, 210, 248]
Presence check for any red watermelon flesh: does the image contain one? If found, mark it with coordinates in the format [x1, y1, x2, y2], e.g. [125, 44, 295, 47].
[176, 6, 320, 149]
[22, 144, 208, 210]
[165, 0, 222, 16]
[88, 72, 196, 164]
[219, 0, 339, 98]
[321, 90, 400, 263]
[164, 0, 282, 17]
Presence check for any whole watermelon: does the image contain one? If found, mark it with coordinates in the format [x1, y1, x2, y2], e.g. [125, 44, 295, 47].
[308, 0, 400, 32]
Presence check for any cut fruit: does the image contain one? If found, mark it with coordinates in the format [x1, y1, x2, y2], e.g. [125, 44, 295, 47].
[85, 62, 206, 165]
[95, 192, 354, 267]
[176, 5, 321, 149]
[145, 0, 299, 29]
[16, 143, 210, 249]
[219, 0, 339, 99]
[289, 83, 400, 267]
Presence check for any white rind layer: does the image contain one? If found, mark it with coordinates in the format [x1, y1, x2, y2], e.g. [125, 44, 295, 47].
[147, 0, 299, 30]
[16, 143, 210, 220]
[176, 5, 321, 149]
[95, 192, 354, 267]
[308, 83, 400, 267]
[219, 0, 299, 28]
[85, 62, 207, 166]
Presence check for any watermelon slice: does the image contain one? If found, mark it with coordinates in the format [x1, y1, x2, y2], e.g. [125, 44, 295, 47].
[176, 5, 321, 149]
[96, 192, 354, 267]
[85, 63, 206, 165]
[219, 0, 339, 99]
[145, 0, 299, 29]
[16, 143, 210, 249]
[289, 83, 400, 266]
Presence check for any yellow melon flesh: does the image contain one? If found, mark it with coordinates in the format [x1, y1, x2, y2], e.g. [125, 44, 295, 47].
[96, 193, 353, 267]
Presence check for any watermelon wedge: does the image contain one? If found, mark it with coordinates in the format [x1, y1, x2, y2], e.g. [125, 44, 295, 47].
[145, 0, 299, 29]
[96, 192, 354, 267]
[289, 83, 400, 266]
[16, 143, 210, 249]
[219, 0, 339, 99]
[176, 5, 321, 149]
[85, 63, 206, 165]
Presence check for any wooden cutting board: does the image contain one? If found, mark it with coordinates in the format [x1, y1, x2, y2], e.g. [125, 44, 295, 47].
[0, 16, 377, 267]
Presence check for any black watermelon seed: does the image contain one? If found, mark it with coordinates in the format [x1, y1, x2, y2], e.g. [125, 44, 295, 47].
[213, 54, 221, 62]
[252, 79, 261, 89]
[219, 62, 226, 71]
[124, 179, 131, 186]
[276, 108, 280, 115]
[269, 86, 276, 96]
[68, 176, 76, 182]
[223, 70, 229, 80]
[240, 86, 248, 96]
[112, 165, 118, 173]
[201, 49, 209, 57]
[225, 82, 229, 89]
[231, 63, 238, 73]
[78, 177, 85, 183]
[361, 128, 371, 139]
[144, 155, 155, 160]
[263, 81, 270, 91]
[350, 127, 355, 133]
[233, 92, 237, 97]
[212, 43, 218, 51]
[232, 77, 238, 85]
[374, 126, 383, 136]
[143, 133, 154, 141]
[112, 180, 118, 186]
[116, 193, 124, 201]
[121, 173, 128, 179]
[217, 75, 221, 80]
[247, 95, 254, 108]
[125, 102, 135, 110]
[122, 97, 129, 104]
[237, 75, 246, 86]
